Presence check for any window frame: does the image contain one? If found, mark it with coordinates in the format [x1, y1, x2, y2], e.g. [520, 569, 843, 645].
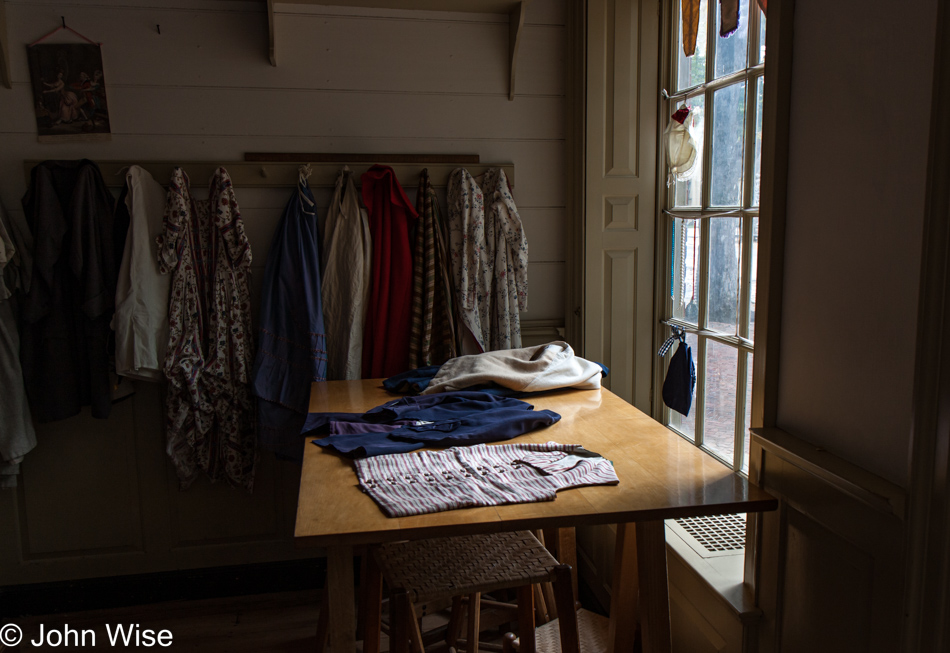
[653, 0, 766, 475]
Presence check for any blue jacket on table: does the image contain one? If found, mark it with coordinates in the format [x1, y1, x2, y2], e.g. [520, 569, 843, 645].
[304, 391, 561, 458]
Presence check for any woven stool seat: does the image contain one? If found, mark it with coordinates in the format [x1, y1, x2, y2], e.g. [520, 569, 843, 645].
[534, 609, 608, 653]
[374, 531, 559, 603]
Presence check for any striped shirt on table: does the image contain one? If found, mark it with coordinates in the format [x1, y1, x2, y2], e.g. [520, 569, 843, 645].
[353, 442, 619, 518]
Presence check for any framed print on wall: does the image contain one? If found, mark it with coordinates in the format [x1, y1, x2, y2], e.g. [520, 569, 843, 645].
[27, 43, 111, 143]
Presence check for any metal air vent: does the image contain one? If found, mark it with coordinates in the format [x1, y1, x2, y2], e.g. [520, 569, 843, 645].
[669, 513, 746, 558]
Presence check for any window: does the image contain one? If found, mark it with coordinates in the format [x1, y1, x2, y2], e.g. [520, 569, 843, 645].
[659, 0, 765, 474]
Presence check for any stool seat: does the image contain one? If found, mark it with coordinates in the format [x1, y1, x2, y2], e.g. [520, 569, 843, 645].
[375, 531, 561, 604]
[532, 609, 608, 653]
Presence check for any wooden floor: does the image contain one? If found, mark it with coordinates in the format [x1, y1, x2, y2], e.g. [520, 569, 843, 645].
[12, 590, 323, 652]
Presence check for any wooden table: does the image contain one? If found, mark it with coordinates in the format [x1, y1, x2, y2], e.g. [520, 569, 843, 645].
[295, 380, 777, 653]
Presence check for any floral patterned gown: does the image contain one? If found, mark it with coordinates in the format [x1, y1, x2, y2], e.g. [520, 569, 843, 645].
[157, 167, 256, 490]
[447, 168, 529, 352]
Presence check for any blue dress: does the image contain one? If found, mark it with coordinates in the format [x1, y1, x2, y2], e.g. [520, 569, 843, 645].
[251, 176, 327, 458]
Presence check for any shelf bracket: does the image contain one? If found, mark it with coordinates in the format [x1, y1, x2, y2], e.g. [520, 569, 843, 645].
[508, 1, 526, 101]
[0, 0, 11, 89]
[267, 0, 277, 66]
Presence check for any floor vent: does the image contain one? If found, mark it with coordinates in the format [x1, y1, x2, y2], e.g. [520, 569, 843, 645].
[670, 513, 746, 558]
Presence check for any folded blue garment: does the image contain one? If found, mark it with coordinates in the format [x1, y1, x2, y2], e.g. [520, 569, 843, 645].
[389, 409, 561, 445]
[308, 391, 561, 458]
[302, 391, 532, 435]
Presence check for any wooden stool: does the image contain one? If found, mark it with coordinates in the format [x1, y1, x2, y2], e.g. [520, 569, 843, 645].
[369, 531, 580, 653]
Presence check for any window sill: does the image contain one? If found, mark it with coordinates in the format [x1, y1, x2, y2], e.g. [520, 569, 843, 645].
[664, 521, 761, 623]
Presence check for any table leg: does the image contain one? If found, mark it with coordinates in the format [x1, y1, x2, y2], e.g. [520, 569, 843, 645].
[635, 520, 672, 653]
[363, 553, 383, 653]
[557, 527, 579, 601]
[327, 545, 356, 653]
[608, 523, 639, 653]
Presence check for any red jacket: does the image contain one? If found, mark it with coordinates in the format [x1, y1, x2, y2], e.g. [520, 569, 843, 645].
[361, 165, 418, 378]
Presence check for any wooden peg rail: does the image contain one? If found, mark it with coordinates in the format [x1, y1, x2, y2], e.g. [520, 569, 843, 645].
[23, 160, 516, 190]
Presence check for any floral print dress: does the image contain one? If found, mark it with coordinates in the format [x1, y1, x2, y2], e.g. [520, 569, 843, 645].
[447, 168, 528, 352]
[157, 167, 256, 490]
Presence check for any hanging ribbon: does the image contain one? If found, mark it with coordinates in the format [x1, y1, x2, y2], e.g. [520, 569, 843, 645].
[658, 327, 687, 357]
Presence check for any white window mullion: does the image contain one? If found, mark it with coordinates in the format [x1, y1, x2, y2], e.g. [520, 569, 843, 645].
[694, 335, 707, 448]
[734, 348, 750, 472]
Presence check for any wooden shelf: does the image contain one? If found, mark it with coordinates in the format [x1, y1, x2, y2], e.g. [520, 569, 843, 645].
[266, 0, 529, 100]
[24, 160, 515, 189]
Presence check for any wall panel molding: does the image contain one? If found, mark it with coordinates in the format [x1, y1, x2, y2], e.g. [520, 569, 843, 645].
[751, 430, 905, 653]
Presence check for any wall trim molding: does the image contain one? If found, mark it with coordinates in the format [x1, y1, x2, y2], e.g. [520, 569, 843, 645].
[752, 431, 905, 653]
[903, 0, 950, 648]
[746, 0, 796, 589]
[563, 0, 586, 351]
[0, 558, 326, 618]
[751, 428, 906, 520]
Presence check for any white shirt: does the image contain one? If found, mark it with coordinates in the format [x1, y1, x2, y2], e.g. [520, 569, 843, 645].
[113, 166, 170, 382]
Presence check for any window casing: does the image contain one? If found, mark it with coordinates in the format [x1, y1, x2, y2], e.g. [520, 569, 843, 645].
[658, 0, 765, 475]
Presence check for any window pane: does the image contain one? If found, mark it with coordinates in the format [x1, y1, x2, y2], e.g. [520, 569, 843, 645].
[714, 0, 749, 78]
[742, 353, 753, 474]
[673, 95, 705, 208]
[710, 82, 747, 206]
[667, 332, 699, 441]
[752, 76, 764, 206]
[676, 0, 708, 91]
[672, 218, 701, 323]
[758, 10, 767, 63]
[749, 217, 758, 340]
[703, 340, 738, 464]
[707, 217, 741, 334]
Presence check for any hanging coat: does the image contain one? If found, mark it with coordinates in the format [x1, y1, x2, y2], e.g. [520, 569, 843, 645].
[322, 166, 372, 380]
[20, 159, 116, 422]
[251, 172, 328, 458]
[409, 169, 457, 368]
[113, 165, 170, 382]
[361, 164, 418, 378]
[158, 167, 256, 490]
[0, 201, 36, 488]
[447, 168, 528, 352]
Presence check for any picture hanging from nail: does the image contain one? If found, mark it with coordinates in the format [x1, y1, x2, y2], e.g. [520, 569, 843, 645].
[27, 43, 111, 142]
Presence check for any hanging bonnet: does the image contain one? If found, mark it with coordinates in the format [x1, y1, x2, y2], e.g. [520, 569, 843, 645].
[664, 106, 698, 186]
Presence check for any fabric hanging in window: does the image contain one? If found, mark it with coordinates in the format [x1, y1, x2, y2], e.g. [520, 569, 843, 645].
[720, 0, 740, 37]
[681, 0, 702, 56]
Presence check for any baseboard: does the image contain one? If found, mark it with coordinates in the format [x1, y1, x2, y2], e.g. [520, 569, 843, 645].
[0, 558, 327, 618]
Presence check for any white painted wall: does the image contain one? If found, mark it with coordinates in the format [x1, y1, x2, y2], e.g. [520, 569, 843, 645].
[0, 0, 568, 583]
[0, 0, 567, 322]
[777, 0, 937, 487]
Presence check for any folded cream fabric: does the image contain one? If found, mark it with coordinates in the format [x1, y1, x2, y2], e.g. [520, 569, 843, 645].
[421, 341, 603, 395]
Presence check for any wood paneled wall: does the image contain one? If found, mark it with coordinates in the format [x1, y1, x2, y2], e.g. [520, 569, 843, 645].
[750, 429, 906, 653]
[776, 0, 937, 488]
[0, 0, 567, 585]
